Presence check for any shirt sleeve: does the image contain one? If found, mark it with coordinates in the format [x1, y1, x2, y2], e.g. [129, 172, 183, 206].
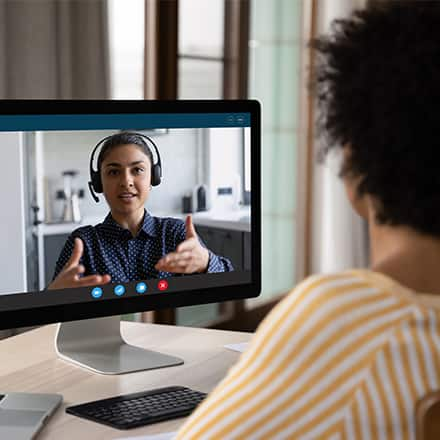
[175, 272, 410, 440]
[173, 219, 234, 273]
[205, 250, 234, 273]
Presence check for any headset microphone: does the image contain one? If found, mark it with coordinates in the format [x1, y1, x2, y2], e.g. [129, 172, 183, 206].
[88, 132, 162, 203]
[88, 181, 100, 203]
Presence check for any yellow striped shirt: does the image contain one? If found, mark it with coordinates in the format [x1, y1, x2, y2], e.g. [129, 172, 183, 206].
[175, 270, 440, 440]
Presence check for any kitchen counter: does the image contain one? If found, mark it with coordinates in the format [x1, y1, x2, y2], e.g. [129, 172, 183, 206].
[38, 207, 251, 236]
[191, 208, 251, 232]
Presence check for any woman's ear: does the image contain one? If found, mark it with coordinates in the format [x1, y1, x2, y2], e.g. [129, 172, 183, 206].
[342, 146, 369, 219]
[344, 176, 369, 219]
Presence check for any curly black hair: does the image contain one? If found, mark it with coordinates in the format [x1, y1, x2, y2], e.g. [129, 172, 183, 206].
[312, 1, 440, 236]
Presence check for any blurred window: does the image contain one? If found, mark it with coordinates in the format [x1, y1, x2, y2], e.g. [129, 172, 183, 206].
[175, 0, 249, 327]
[107, 0, 304, 328]
[108, 0, 145, 99]
[246, 0, 302, 306]
[178, 0, 224, 99]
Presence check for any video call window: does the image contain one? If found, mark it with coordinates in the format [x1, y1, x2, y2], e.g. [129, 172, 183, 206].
[1, 113, 252, 310]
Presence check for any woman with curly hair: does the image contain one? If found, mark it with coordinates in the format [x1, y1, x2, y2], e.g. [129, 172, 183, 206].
[175, 2, 440, 438]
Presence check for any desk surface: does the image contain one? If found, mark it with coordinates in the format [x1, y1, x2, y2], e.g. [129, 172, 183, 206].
[0, 322, 251, 439]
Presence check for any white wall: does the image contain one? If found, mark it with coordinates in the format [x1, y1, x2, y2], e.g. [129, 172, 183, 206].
[0, 132, 27, 294]
[42, 129, 199, 221]
[146, 129, 199, 214]
[208, 127, 243, 212]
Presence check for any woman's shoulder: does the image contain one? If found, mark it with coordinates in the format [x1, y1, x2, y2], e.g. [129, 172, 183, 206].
[258, 269, 411, 341]
[150, 215, 186, 231]
[293, 270, 377, 294]
[280, 270, 398, 314]
[296, 269, 402, 294]
[69, 224, 97, 240]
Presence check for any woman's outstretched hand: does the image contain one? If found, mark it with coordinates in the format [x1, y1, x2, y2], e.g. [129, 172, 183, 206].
[47, 238, 111, 290]
[155, 215, 209, 274]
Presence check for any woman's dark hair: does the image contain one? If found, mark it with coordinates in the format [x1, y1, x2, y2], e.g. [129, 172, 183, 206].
[97, 132, 154, 170]
[312, 1, 440, 236]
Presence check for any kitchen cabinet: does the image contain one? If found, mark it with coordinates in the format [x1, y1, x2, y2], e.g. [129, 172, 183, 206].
[44, 233, 69, 285]
[196, 226, 250, 272]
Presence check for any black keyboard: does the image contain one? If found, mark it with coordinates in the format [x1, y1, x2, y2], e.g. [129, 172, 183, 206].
[66, 386, 207, 430]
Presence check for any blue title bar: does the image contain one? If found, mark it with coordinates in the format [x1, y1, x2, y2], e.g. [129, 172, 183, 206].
[0, 113, 250, 132]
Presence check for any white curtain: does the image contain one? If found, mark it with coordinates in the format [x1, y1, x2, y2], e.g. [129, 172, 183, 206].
[311, 0, 369, 274]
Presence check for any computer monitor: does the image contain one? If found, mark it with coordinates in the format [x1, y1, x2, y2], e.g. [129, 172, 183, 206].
[0, 100, 261, 374]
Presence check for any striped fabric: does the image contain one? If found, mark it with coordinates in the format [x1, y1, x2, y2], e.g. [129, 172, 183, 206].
[175, 270, 440, 440]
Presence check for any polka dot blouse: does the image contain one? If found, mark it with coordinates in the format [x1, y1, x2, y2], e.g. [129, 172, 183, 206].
[52, 210, 234, 283]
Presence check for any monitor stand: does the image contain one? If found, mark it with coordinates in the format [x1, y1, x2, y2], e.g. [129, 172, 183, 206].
[54, 316, 183, 375]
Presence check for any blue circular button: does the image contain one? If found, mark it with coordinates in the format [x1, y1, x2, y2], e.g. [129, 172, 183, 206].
[136, 282, 147, 294]
[114, 284, 126, 296]
[91, 287, 103, 299]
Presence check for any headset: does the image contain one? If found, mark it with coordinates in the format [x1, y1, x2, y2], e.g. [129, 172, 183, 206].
[88, 132, 162, 203]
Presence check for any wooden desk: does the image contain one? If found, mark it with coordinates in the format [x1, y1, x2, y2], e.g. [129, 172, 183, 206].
[0, 322, 251, 439]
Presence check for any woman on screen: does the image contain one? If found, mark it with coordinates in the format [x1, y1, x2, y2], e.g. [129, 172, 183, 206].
[48, 132, 233, 290]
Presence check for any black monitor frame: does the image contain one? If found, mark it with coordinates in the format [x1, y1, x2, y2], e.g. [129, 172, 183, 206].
[0, 99, 261, 331]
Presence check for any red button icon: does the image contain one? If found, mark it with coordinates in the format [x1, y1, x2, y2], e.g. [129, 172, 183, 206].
[158, 280, 168, 291]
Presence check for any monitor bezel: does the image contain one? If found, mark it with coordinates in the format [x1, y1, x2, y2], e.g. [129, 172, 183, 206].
[0, 100, 261, 330]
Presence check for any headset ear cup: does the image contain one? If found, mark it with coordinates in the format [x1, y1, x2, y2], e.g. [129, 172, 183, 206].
[151, 164, 161, 186]
[92, 171, 103, 193]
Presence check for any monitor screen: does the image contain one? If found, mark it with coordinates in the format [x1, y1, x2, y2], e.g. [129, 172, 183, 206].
[0, 100, 261, 331]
